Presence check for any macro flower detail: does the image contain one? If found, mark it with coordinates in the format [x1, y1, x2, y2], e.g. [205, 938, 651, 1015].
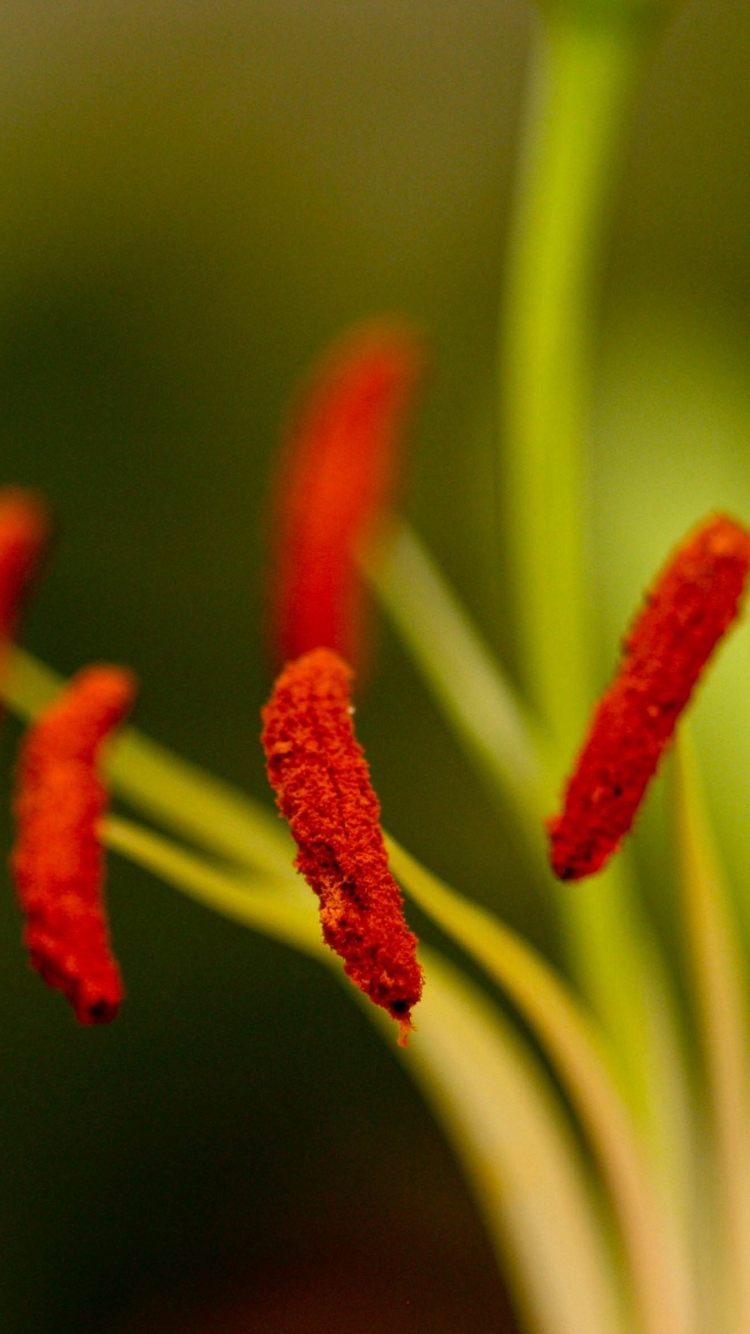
[5, 3, 750, 1330]
[267, 319, 423, 671]
[261, 647, 424, 1043]
[11, 664, 137, 1023]
[548, 513, 750, 881]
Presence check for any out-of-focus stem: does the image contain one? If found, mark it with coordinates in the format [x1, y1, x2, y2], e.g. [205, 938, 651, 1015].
[501, 11, 642, 755]
[674, 733, 750, 1333]
[500, 9, 674, 1129]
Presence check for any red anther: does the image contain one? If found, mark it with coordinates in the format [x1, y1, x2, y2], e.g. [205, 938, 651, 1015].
[261, 647, 424, 1042]
[0, 487, 49, 643]
[548, 514, 750, 881]
[268, 320, 423, 671]
[11, 665, 137, 1023]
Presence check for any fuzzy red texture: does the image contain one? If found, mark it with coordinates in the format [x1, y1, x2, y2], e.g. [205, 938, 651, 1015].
[0, 487, 49, 643]
[11, 665, 137, 1023]
[268, 320, 423, 671]
[261, 647, 424, 1042]
[548, 513, 750, 882]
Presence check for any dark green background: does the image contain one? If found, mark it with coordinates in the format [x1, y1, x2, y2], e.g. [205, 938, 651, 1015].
[0, 1, 748, 1330]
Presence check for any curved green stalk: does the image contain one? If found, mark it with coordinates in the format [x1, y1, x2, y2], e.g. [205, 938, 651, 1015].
[674, 732, 750, 1332]
[104, 812, 630, 1334]
[6, 646, 296, 881]
[499, 7, 674, 1126]
[501, 11, 644, 751]
[398, 948, 631, 1334]
[365, 522, 546, 852]
[387, 834, 695, 1334]
[104, 814, 319, 958]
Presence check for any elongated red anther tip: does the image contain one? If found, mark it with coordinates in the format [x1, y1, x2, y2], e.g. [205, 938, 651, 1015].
[548, 514, 750, 881]
[0, 487, 49, 640]
[11, 664, 137, 1023]
[268, 320, 424, 671]
[261, 647, 424, 1035]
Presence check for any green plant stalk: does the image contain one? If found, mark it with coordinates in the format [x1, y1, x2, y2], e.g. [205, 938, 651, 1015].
[104, 814, 629, 1334]
[365, 522, 547, 857]
[500, 7, 669, 1123]
[6, 646, 296, 880]
[674, 733, 750, 1333]
[501, 10, 640, 749]
[102, 808, 638, 1334]
[386, 834, 694, 1334]
[104, 814, 321, 958]
[398, 948, 631, 1334]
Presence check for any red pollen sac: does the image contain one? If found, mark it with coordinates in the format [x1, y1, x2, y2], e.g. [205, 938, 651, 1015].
[548, 513, 750, 882]
[261, 647, 424, 1042]
[0, 487, 49, 644]
[11, 665, 137, 1023]
[268, 320, 424, 672]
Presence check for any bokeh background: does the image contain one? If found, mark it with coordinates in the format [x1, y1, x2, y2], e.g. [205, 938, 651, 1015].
[0, 1, 748, 1330]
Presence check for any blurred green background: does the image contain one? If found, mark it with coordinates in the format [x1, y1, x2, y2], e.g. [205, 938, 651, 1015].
[0, 1, 748, 1330]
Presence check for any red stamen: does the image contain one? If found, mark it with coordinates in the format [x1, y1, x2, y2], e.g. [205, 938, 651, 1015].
[548, 513, 750, 881]
[11, 665, 137, 1023]
[268, 320, 423, 670]
[261, 647, 424, 1042]
[0, 487, 49, 644]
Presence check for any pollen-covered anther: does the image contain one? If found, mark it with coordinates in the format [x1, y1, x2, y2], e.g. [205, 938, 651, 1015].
[261, 647, 424, 1041]
[548, 513, 750, 881]
[268, 320, 424, 671]
[11, 665, 137, 1023]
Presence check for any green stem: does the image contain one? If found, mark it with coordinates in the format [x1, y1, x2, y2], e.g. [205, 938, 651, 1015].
[400, 948, 630, 1334]
[500, 8, 672, 1124]
[365, 522, 547, 853]
[104, 814, 321, 959]
[6, 646, 296, 880]
[674, 733, 750, 1332]
[501, 11, 642, 754]
[105, 813, 629, 1334]
[387, 834, 694, 1334]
